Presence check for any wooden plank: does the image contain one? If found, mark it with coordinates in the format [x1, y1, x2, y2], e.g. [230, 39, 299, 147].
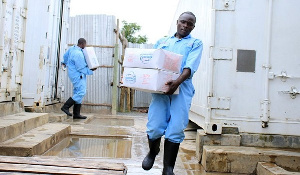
[82, 103, 112, 107]
[99, 65, 114, 68]
[67, 44, 115, 48]
[112, 19, 120, 115]
[126, 88, 131, 112]
[119, 87, 126, 112]
[119, 31, 127, 113]
[130, 89, 135, 110]
[0, 163, 124, 175]
[0, 156, 126, 172]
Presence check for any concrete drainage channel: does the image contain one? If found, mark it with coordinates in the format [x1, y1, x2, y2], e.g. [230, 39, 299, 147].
[0, 112, 128, 174]
[42, 113, 207, 175]
[43, 137, 132, 158]
[43, 117, 134, 159]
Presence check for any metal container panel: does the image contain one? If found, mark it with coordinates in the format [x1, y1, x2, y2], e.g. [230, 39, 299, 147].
[22, 0, 70, 107]
[0, 0, 27, 103]
[170, 0, 300, 136]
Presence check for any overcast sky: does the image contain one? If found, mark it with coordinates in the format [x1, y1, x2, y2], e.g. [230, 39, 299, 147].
[70, 0, 180, 44]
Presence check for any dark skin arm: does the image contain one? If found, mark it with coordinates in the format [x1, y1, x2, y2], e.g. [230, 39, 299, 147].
[165, 68, 191, 95]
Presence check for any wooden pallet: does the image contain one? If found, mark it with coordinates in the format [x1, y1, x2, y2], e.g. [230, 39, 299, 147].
[0, 156, 127, 175]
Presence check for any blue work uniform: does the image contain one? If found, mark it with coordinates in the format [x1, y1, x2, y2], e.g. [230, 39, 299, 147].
[147, 34, 203, 143]
[62, 45, 93, 104]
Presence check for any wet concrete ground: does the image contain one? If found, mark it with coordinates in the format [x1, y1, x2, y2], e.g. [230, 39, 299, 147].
[42, 112, 239, 175]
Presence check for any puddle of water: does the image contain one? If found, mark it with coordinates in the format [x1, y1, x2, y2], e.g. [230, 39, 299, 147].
[87, 118, 134, 126]
[43, 137, 132, 159]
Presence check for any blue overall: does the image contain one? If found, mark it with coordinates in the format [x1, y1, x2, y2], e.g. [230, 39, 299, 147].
[147, 34, 203, 143]
[62, 46, 93, 104]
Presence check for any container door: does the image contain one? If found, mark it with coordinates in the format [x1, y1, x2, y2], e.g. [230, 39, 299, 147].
[56, 0, 70, 100]
[0, 0, 26, 102]
[44, 0, 64, 105]
[22, 0, 65, 107]
[268, 1, 300, 134]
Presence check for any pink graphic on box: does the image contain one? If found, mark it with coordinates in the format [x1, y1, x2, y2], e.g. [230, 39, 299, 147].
[126, 53, 135, 63]
[162, 53, 181, 72]
[142, 74, 151, 85]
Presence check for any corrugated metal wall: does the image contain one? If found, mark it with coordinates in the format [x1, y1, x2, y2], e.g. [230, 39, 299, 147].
[60, 15, 116, 112]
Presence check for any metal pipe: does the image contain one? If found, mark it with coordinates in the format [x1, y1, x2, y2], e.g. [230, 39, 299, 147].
[206, 9, 216, 125]
[261, 0, 273, 128]
[0, 0, 6, 77]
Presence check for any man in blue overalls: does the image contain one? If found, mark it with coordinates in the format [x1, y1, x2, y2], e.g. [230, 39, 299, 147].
[142, 12, 203, 175]
[61, 38, 96, 119]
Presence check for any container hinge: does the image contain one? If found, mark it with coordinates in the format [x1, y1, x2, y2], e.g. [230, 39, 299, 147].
[208, 97, 231, 109]
[15, 75, 22, 84]
[18, 41, 25, 51]
[269, 71, 300, 82]
[213, 0, 236, 11]
[20, 8, 27, 18]
[279, 86, 300, 99]
[262, 64, 271, 69]
[211, 47, 233, 60]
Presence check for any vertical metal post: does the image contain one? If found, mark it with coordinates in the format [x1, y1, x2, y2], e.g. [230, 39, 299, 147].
[206, 9, 216, 126]
[261, 0, 273, 128]
[112, 19, 119, 115]
[0, 0, 5, 77]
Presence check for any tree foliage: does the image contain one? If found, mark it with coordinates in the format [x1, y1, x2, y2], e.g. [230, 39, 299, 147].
[121, 20, 148, 44]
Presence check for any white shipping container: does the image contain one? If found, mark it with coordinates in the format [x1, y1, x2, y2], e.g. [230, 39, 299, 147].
[83, 47, 100, 69]
[21, 0, 70, 107]
[170, 0, 300, 136]
[123, 48, 183, 73]
[122, 67, 180, 94]
[0, 0, 26, 103]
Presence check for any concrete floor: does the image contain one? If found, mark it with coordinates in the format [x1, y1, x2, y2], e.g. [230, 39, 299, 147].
[43, 112, 240, 175]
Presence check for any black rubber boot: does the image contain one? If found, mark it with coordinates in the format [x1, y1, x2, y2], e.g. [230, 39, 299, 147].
[73, 104, 87, 119]
[142, 135, 161, 170]
[61, 97, 75, 116]
[162, 139, 180, 175]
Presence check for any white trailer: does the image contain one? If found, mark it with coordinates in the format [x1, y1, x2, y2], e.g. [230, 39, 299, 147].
[170, 0, 300, 136]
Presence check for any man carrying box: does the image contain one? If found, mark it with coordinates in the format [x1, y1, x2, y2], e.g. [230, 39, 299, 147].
[142, 12, 203, 175]
[61, 38, 96, 119]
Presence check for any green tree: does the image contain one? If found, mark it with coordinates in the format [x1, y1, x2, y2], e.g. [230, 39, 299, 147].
[121, 20, 148, 44]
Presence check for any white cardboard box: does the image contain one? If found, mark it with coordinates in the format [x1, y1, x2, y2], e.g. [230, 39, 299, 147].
[122, 67, 180, 94]
[83, 47, 100, 69]
[123, 48, 183, 73]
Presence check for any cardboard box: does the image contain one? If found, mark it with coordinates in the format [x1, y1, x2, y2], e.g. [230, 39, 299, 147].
[123, 48, 183, 73]
[122, 67, 180, 94]
[83, 47, 100, 69]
